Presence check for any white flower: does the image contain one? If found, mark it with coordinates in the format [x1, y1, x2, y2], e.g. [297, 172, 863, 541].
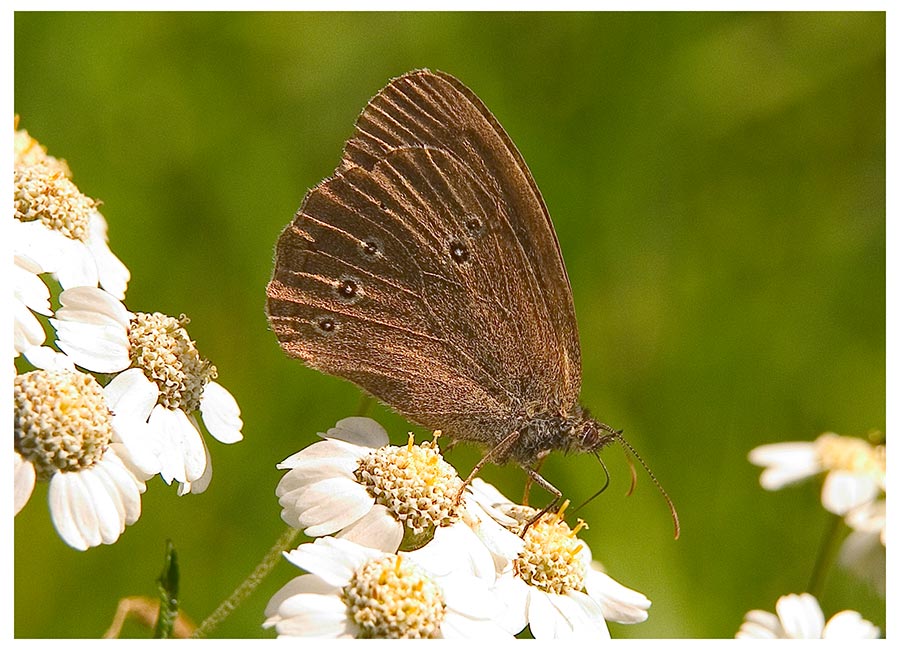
[468, 479, 650, 638]
[13, 162, 129, 299]
[263, 536, 511, 639]
[14, 368, 150, 550]
[49, 286, 243, 494]
[748, 433, 885, 515]
[276, 417, 469, 552]
[736, 592, 879, 638]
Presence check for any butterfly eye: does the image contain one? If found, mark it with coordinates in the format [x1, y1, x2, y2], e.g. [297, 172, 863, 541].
[449, 241, 469, 264]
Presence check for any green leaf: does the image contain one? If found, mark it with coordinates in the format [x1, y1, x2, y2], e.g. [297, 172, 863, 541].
[153, 540, 180, 639]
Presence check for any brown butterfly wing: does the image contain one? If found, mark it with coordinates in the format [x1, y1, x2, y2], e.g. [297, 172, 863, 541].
[266, 70, 582, 445]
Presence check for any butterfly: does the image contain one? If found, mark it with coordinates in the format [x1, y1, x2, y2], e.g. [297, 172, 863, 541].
[266, 69, 677, 536]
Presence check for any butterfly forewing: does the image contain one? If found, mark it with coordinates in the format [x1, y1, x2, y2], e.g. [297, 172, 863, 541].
[267, 69, 583, 444]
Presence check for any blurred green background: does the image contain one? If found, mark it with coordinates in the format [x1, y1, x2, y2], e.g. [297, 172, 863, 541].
[13, 11, 885, 639]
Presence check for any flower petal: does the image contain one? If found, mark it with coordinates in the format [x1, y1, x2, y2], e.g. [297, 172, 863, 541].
[821, 471, 879, 515]
[103, 372, 161, 477]
[335, 504, 404, 552]
[736, 609, 782, 638]
[775, 593, 825, 639]
[408, 521, 497, 582]
[282, 477, 374, 536]
[199, 381, 243, 443]
[276, 454, 359, 489]
[748, 442, 821, 490]
[437, 574, 501, 620]
[105, 368, 158, 422]
[822, 610, 880, 639]
[323, 416, 389, 448]
[264, 574, 339, 619]
[147, 405, 207, 485]
[527, 589, 569, 638]
[48, 471, 99, 550]
[284, 537, 382, 587]
[14, 453, 36, 515]
[177, 431, 213, 495]
[268, 592, 354, 638]
[77, 464, 126, 544]
[51, 318, 130, 373]
[21, 345, 75, 371]
[88, 211, 130, 300]
[491, 573, 530, 635]
[13, 301, 47, 353]
[13, 220, 74, 276]
[56, 285, 132, 328]
[277, 438, 369, 471]
[440, 611, 512, 639]
[13, 255, 51, 314]
[100, 448, 144, 524]
[54, 241, 100, 291]
[526, 588, 611, 639]
[584, 568, 651, 623]
[559, 590, 611, 638]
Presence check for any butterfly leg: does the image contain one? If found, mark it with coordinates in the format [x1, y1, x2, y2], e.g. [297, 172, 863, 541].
[454, 429, 522, 504]
[522, 454, 547, 506]
[520, 466, 563, 537]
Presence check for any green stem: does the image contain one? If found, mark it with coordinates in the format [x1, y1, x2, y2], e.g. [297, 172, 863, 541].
[191, 524, 301, 638]
[807, 512, 844, 599]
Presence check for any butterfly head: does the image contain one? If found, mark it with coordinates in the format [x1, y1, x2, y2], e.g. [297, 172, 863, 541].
[572, 416, 621, 454]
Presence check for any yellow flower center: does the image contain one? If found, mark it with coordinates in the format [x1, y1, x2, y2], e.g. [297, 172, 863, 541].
[354, 432, 462, 543]
[341, 554, 446, 638]
[128, 312, 217, 412]
[514, 501, 588, 594]
[14, 369, 113, 480]
[815, 433, 885, 485]
[14, 161, 94, 241]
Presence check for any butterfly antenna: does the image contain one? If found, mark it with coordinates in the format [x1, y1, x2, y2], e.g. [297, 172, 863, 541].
[573, 452, 611, 513]
[615, 432, 681, 540]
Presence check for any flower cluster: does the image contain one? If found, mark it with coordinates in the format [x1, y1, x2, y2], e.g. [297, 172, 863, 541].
[737, 593, 879, 639]
[264, 416, 650, 638]
[738, 431, 884, 637]
[748, 431, 886, 595]
[13, 118, 244, 550]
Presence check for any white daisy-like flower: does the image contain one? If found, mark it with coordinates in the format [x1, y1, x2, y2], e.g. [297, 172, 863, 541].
[469, 479, 651, 638]
[48, 286, 243, 494]
[13, 160, 130, 300]
[263, 535, 512, 638]
[748, 432, 885, 515]
[14, 368, 152, 550]
[736, 592, 880, 638]
[275, 416, 471, 552]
